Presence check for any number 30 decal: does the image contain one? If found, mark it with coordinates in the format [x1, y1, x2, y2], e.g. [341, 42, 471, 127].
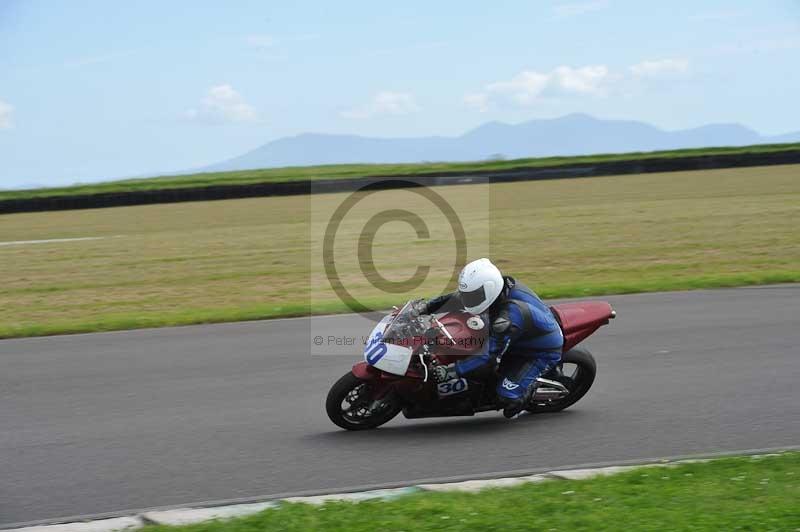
[437, 378, 468, 396]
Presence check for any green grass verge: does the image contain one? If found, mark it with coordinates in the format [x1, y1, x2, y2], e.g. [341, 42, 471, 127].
[1, 164, 798, 339]
[143, 452, 800, 531]
[1, 271, 798, 339]
[2, 142, 799, 201]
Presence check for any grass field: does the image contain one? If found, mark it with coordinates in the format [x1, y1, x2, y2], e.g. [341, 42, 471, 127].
[142, 452, 800, 531]
[1, 164, 798, 338]
[1, 142, 799, 201]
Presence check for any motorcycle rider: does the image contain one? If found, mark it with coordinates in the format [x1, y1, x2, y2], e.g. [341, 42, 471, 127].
[425, 258, 563, 418]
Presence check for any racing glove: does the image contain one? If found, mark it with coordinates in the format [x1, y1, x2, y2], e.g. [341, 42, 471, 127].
[423, 293, 456, 315]
[432, 363, 458, 383]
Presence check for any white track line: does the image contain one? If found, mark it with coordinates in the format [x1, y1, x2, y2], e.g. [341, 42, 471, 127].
[0, 237, 110, 247]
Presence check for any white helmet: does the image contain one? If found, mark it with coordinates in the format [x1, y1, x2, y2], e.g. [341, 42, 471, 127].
[457, 258, 504, 314]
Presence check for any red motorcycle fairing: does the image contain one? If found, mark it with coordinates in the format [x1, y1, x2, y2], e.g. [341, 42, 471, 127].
[353, 361, 424, 382]
[351, 361, 385, 380]
[550, 301, 615, 352]
[434, 312, 488, 356]
[351, 362, 423, 399]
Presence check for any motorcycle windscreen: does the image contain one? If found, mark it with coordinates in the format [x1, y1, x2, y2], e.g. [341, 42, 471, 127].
[363, 315, 413, 375]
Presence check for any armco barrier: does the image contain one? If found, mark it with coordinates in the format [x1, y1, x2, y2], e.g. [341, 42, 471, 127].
[2, 150, 800, 215]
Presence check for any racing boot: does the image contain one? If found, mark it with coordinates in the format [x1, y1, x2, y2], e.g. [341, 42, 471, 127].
[502, 382, 537, 419]
[502, 398, 525, 419]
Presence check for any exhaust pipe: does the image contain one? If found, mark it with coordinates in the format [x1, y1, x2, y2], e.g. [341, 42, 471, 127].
[532, 377, 570, 401]
[531, 388, 569, 401]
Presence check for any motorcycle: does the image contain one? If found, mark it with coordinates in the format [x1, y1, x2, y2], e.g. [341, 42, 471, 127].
[326, 298, 616, 430]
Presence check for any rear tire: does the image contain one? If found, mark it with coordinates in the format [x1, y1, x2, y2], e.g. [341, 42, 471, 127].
[526, 347, 596, 413]
[326, 372, 402, 430]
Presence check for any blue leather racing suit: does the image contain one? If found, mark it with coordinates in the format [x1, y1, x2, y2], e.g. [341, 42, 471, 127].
[427, 277, 563, 403]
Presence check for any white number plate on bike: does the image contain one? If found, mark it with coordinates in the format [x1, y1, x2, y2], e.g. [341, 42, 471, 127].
[437, 377, 468, 397]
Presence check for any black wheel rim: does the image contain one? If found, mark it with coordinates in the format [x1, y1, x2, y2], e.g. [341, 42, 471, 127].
[530, 362, 585, 407]
[556, 362, 582, 392]
[340, 383, 392, 424]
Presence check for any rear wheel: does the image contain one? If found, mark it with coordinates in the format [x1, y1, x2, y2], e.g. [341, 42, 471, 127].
[526, 347, 596, 413]
[325, 372, 403, 430]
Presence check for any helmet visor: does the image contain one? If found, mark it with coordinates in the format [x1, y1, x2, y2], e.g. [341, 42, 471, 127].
[459, 285, 486, 309]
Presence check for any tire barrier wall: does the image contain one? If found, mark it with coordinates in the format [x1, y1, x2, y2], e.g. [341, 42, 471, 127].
[3, 149, 799, 214]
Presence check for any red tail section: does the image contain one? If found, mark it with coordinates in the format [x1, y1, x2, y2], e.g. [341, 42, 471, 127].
[550, 301, 615, 352]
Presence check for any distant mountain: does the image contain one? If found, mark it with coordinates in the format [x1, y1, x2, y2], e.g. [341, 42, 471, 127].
[768, 131, 800, 144]
[200, 113, 800, 172]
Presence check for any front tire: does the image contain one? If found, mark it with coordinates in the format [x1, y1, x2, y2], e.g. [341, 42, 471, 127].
[526, 347, 597, 413]
[326, 372, 402, 430]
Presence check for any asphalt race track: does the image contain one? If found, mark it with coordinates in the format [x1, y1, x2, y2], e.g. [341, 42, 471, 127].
[2, 286, 799, 526]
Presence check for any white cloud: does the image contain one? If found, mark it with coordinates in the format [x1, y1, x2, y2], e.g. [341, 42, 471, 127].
[463, 92, 490, 112]
[487, 71, 550, 104]
[467, 58, 693, 111]
[553, 65, 610, 93]
[245, 34, 274, 49]
[341, 91, 420, 119]
[630, 58, 689, 78]
[553, 0, 609, 17]
[483, 65, 610, 105]
[185, 84, 258, 124]
[0, 99, 13, 129]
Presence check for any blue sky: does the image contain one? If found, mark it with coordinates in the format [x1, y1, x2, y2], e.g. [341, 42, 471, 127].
[1, 0, 799, 188]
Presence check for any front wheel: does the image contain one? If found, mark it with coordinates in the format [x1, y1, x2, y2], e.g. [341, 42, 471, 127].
[326, 372, 403, 430]
[526, 347, 597, 413]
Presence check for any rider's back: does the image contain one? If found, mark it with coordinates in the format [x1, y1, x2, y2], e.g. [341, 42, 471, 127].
[501, 281, 563, 352]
